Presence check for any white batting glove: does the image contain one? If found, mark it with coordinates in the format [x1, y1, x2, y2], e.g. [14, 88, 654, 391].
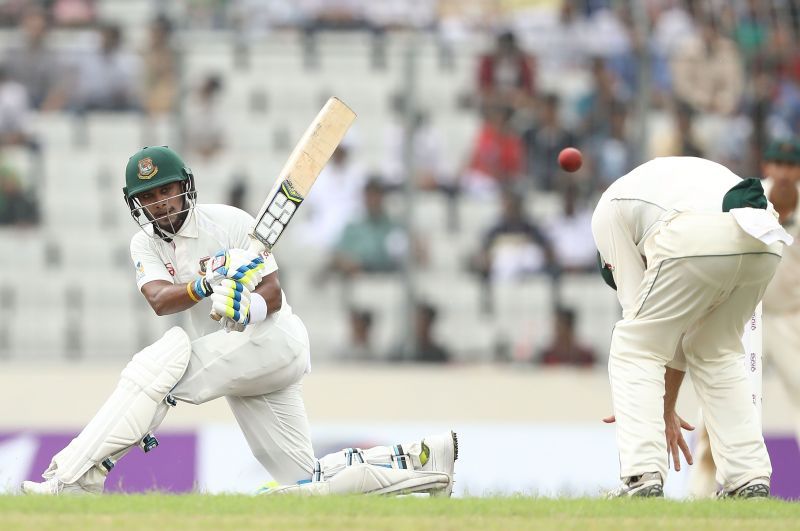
[209, 279, 251, 332]
[205, 249, 267, 291]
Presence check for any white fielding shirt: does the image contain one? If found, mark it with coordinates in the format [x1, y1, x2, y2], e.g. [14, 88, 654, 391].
[761, 178, 800, 314]
[130, 204, 279, 339]
[600, 156, 742, 253]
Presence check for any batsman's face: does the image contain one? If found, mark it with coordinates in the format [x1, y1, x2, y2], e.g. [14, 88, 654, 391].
[135, 181, 187, 231]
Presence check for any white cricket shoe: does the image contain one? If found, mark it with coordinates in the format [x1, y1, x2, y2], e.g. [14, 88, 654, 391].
[718, 477, 770, 499]
[420, 431, 459, 497]
[21, 478, 94, 496]
[607, 472, 664, 498]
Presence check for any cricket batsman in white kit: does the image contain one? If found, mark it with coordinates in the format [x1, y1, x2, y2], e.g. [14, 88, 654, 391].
[593, 156, 793, 498]
[22, 146, 457, 496]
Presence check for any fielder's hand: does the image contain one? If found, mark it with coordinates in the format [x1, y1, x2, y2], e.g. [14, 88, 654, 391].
[603, 412, 695, 471]
[206, 248, 266, 291]
[209, 279, 251, 332]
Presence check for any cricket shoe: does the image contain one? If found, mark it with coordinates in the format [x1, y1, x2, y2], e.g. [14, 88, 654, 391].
[718, 477, 770, 499]
[607, 472, 664, 498]
[419, 431, 459, 497]
[21, 478, 95, 496]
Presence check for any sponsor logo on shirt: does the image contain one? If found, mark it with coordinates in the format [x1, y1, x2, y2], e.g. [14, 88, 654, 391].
[165, 262, 175, 276]
[135, 261, 145, 281]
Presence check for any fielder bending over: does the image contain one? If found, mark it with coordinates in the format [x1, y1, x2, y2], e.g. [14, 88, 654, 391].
[22, 146, 457, 496]
[592, 156, 792, 498]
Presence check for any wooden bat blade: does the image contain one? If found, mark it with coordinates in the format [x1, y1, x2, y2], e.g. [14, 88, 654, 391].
[250, 97, 356, 252]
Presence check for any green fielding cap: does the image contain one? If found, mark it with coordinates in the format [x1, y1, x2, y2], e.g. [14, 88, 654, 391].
[722, 178, 768, 212]
[123, 146, 191, 199]
[764, 138, 800, 165]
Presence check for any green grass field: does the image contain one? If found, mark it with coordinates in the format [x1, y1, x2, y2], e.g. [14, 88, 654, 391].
[1, 496, 799, 531]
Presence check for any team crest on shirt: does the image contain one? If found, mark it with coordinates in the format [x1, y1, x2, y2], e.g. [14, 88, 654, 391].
[137, 157, 158, 179]
[164, 262, 175, 276]
[198, 256, 210, 275]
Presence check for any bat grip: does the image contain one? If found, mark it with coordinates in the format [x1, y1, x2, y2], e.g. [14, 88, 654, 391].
[247, 236, 267, 255]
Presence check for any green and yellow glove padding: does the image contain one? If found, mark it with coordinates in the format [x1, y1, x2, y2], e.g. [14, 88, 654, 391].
[206, 249, 267, 292]
[210, 279, 251, 326]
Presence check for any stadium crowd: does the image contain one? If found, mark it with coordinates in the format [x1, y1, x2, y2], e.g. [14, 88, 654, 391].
[0, 0, 798, 365]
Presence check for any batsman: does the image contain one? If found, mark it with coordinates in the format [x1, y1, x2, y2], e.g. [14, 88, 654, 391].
[22, 146, 457, 496]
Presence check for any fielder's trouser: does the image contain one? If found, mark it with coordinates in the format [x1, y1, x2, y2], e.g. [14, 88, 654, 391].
[606, 211, 780, 491]
[690, 309, 800, 497]
[764, 311, 800, 444]
[170, 306, 315, 484]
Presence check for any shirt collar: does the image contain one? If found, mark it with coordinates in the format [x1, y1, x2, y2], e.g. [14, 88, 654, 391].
[173, 208, 199, 239]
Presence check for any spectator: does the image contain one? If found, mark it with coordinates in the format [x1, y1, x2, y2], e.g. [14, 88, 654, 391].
[327, 178, 409, 278]
[537, 307, 596, 367]
[142, 15, 178, 116]
[522, 93, 576, 192]
[0, 163, 38, 226]
[670, 14, 744, 116]
[461, 105, 525, 197]
[591, 102, 632, 191]
[51, 0, 96, 27]
[577, 57, 630, 142]
[302, 137, 367, 249]
[0, 66, 36, 148]
[391, 302, 450, 363]
[381, 94, 447, 192]
[336, 308, 377, 361]
[544, 181, 596, 273]
[183, 74, 226, 160]
[472, 187, 552, 282]
[69, 23, 141, 112]
[651, 101, 704, 159]
[476, 31, 536, 111]
[4, 7, 63, 110]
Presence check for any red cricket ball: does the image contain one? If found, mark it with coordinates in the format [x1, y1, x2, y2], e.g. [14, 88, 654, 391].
[558, 147, 583, 172]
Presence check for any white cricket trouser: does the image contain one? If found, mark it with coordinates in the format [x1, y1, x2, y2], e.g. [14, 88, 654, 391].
[764, 310, 800, 444]
[690, 307, 799, 498]
[168, 305, 315, 484]
[594, 200, 782, 490]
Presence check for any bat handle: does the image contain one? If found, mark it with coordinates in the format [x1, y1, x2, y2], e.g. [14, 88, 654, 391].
[247, 235, 268, 255]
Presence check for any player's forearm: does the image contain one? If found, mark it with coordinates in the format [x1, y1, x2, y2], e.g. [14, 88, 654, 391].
[664, 367, 685, 413]
[141, 280, 205, 316]
[252, 271, 282, 315]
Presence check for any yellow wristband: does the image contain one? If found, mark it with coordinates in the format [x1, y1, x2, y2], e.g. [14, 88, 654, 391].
[186, 282, 201, 303]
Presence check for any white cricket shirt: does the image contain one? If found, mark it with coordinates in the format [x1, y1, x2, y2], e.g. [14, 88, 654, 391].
[601, 157, 742, 253]
[761, 178, 800, 314]
[130, 204, 280, 339]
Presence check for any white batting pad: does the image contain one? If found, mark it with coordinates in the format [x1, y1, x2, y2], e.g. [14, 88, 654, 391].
[43, 327, 191, 484]
[265, 464, 451, 496]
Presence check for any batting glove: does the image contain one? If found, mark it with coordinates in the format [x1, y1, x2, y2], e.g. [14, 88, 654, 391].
[209, 279, 251, 332]
[206, 249, 267, 292]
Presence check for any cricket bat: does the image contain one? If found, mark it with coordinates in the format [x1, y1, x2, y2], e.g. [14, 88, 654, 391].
[211, 97, 355, 322]
[248, 96, 356, 253]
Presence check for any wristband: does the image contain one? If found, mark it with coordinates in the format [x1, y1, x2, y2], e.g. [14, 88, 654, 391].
[187, 278, 212, 302]
[186, 282, 201, 302]
[249, 292, 269, 324]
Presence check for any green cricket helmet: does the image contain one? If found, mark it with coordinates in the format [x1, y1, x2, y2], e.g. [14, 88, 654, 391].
[123, 146, 197, 239]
